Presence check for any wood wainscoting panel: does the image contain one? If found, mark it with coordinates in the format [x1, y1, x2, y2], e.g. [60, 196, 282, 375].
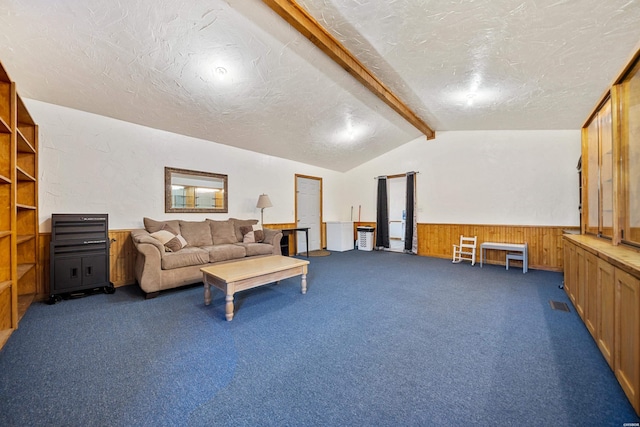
[37, 233, 50, 300]
[418, 224, 579, 271]
[109, 230, 136, 288]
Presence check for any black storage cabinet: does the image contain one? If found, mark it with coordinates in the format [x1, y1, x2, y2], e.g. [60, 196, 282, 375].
[49, 214, 114, 302]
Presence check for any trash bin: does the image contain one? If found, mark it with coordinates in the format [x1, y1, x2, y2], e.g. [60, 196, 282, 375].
[357, 226, 375, 251]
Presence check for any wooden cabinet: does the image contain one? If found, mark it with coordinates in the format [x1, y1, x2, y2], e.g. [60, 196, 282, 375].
[564, 242, 587, 320]
[615, 268, 640, 412]
[575, 246, 586, 319]
[584, 98, 614, 238]
[563, 241, 575, 303]
[596, 257, 615, 368]
[583, 251, 598, 336]
[563, 235, 640, 415]
[0, 61, 38, 350]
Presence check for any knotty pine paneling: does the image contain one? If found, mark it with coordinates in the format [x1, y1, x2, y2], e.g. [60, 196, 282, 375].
[109, 230, 137, 287]
[418, 223, 579, 271]
[37, 233, 49, 299]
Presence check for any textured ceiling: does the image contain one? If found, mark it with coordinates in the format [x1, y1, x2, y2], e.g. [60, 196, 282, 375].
[0, 0, 639, 171]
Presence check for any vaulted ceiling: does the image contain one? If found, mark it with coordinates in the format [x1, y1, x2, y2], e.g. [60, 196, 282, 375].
[1, 0, 639, 171]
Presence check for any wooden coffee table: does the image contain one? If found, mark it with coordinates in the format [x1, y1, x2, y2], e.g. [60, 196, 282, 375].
[201, 255, 310, 321]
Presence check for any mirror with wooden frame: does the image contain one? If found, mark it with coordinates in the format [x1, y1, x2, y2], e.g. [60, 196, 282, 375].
[165, 167, 228, 213]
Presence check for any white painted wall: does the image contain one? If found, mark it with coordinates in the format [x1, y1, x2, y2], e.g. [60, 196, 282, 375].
[343, 130, 582, 226]
[27, 100, 581, 231]
[27, 100, 345, 231]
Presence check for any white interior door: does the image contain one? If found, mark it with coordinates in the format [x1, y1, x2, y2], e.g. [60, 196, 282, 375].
[388, 176, 406, 252]
[296, 176, 321, 253]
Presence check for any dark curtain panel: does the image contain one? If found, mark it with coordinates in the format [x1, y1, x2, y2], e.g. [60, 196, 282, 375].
[404, 172, 417, 253]
[376, 177, 390, 249]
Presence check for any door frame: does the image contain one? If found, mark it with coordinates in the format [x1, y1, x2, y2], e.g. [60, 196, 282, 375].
[295, 174, 323, 251]
[387, 175, 407, 252]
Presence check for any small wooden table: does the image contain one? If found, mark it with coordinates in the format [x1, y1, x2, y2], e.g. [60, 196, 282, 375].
[280, 227, 310, 257]
[201, 255, 310, 321]
[480, 242, 528, 273]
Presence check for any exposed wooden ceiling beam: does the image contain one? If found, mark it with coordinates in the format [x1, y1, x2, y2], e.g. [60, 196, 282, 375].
[262, 0, 435, 140]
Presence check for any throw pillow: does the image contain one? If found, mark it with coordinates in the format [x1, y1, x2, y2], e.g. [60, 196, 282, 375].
[240, 224, 264, 243]
[240, 225, 254, 243]
[252, 224, 265, 243]
[242, 230, 256, 243]
[149, 224, 187, 252]
[164, 233, 188, 252]
[231, 218, 258, 242]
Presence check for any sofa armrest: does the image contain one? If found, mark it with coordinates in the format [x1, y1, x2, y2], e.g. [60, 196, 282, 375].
[131, 229, 165, 252]
[263, 228, 283, 256]
[130, 229, 164, 293]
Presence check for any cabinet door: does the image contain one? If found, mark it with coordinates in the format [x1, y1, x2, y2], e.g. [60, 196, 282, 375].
[584, 251, 598, 336]
[82, 254, 108, 287]
[575, 247, 585, 319]
[563, 242, 575, 300]
[597, 258, 615, 369]
[615, 268, 640, 413]
[53, 257, 83, 292]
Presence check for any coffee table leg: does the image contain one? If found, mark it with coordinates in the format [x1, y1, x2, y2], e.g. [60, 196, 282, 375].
[301, 273, 307, 294]
[225, 293, 234, 321]
[204, 280, 211, 305]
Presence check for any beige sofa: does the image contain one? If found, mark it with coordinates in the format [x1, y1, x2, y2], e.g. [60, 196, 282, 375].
[131, 217, 282, 298]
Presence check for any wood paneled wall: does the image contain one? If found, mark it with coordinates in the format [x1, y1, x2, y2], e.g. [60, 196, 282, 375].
[109, 230, 137, 287]
[35, 222, 576, 299]
[418, 223, 579, 271]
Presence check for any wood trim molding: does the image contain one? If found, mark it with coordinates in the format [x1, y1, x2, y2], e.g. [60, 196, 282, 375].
[262, 0, 435, 139]
[295, 174, 324, 251]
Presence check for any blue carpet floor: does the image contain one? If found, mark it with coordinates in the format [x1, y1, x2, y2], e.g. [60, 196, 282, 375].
[1, 251, 639, 426]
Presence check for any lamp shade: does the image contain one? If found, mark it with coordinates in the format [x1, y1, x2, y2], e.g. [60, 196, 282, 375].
[256, 194, 273, 209]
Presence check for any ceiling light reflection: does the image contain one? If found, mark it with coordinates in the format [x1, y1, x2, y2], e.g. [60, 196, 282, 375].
[448, 87, 499, 108]
[334, 115, 368, 144]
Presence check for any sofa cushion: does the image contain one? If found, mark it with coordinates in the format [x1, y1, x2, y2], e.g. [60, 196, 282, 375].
[161, 247, 209, 270]
[179, 221, 214, 247]
[235, 242, 274, 257]
[208, 219, 237, 244]
[202, 244, 247, 263]
[231, 218, 258, 242]
[144, 217, 180, 234]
